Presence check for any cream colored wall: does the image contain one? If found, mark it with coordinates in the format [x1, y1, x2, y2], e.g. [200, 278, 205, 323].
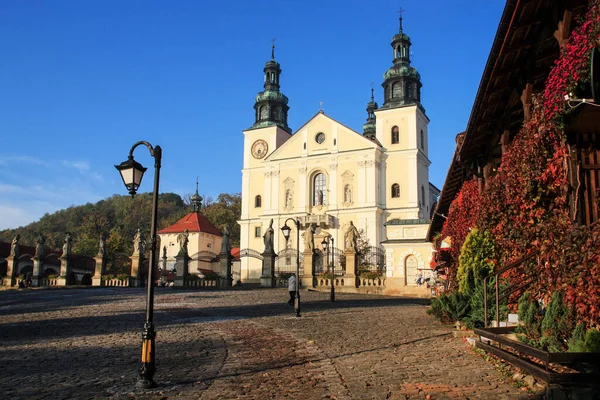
[158, 231, 222, 275]
[239, 106, 434, 285]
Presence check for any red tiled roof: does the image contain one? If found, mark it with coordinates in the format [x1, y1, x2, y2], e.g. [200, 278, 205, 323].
[231, 247, 240, 261]
[158, 212, 222, 236]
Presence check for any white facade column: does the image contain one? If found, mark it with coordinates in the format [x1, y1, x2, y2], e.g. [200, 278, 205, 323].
[271, 170, 280, 214]
[358, 160, 366, 205]
[366, 160, 376, 206]
[329, 161, 338, 208]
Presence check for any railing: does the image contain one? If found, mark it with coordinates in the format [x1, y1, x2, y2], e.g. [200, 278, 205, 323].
[357, 276, 385, 287]
[483, 251, 539, 328]
[39, 277, 59, 286]
[184, 278, 217, 287]
[103, 278, 130, 287]
[316, 277, 347, 287]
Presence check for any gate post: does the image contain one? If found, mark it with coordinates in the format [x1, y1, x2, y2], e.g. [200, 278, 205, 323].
[219, 251, 233, 287]
[345, 249, 358, 288]
[92, 255, 106, 286]
[302, 249, 316, 288]
[2, 255, 18, 287]
[173, 254, 189, 287]
[260, 252, 276, 287]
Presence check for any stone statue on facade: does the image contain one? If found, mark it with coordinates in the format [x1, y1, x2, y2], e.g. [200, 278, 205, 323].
[302, 224, 316, 253]
[98, 234, 106, 258]
[286, 190, 293, 208]
[221, 226, 231, 254]
[344, 185, 352, 203]
[62, 232, 73, 258]
[344, 221, 359, 251]
[10, 234, 20, 258]
[263, 219, 274, 254]
[34, 233, 45, 259]
[177, 229, 189, 256]
[132, 228, 144, 256]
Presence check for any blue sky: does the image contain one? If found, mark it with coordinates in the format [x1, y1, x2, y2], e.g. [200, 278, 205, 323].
[0, 0, 504, 230]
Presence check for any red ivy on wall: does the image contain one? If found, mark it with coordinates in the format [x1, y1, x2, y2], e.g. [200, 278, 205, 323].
[443, 0, 600, 326]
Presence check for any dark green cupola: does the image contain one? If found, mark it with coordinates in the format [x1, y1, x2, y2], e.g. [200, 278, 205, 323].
[363, 87, 378, 139]
[190, 179, 203, 212]
[250, 43, 291, 133]
[381, 14, 423, 110]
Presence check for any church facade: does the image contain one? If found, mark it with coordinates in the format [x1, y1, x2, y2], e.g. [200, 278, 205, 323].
[238, 17, 439, 294]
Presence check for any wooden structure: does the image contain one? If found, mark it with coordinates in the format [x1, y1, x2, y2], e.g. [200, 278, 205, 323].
[428, 0, 594, 240]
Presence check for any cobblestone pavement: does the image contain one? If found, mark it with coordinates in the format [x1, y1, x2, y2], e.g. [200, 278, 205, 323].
[0, 287, 531, 399]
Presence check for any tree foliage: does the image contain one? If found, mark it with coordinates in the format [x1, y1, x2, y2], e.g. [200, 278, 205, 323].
[0, 191, 242, 255]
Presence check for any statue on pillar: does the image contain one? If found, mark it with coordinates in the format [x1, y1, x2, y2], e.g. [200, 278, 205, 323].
[132, 228, 144, 256]
[97, 234, 106, 258]
[344, 221, 359, 251]
[221, 226, 231, 254]
[177, 229, 189, 257]
[10, 234, 20, 258]
[62, 232, 73, 258]
[263, 219, 274, 254]
[302, 224, 316, 253]
[34, 233, 45, 259]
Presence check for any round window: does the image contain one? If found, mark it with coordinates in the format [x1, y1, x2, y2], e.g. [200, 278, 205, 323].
[315, 132, 325, 144]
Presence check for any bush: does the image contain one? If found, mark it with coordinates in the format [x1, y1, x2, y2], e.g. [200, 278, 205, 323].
[584, 328, 600, 352]
[116, 274, 130, 281]
[427, 292, 470, 323]
[517, 292, 542, 344]
[568, 323, 587, 352]
[540, 291, 575, 352]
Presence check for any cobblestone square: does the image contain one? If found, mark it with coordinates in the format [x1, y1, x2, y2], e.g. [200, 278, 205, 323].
[0, 287, 529, 399]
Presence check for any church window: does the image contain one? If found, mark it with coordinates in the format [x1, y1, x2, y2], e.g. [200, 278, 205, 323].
[313, 173, 326, 205]
[315, 132, 325, 144]
[255, 195, 262, 208]
[420, 129, 424, 149]
[254, 226, 261, 238]
[270, 72, 275, 83]
[260, 106, 268, 120]
[396, 45, 401, 58]
[391, 183, 400, 198]
[391, 126, 399, 144]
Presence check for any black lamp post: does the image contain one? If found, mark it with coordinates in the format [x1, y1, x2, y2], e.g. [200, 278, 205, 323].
[281, 218, 301, 317]
[321, 237, 335, 302]
[115, 141, 162, 389]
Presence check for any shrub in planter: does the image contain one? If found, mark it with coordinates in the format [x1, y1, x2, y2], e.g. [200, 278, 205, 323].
[517, 292, 542, 345]
[116, 274, 130, 281]
[540, 291, 575, 352]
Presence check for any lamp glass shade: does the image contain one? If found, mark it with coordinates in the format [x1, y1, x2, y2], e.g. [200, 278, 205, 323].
[115, 157, 147, 195]
[321, 239, 327, 251]
[281, 224, 291, 242]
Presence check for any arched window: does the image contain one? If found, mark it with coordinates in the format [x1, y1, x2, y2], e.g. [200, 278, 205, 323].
[420, 129, 424, 149]
[392, 82, 402, 99]
[313, 173, 326, 205]
[255, 195, 262, 208]
[391, 183, 400, 198]
[391, 126, 399, 144]
[260, 106, 268, 120]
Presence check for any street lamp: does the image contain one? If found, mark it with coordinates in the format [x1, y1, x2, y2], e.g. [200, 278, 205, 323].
[281, 218, 301, 317]
[321, 237, 335, 302]
[115, 141, 162, 389]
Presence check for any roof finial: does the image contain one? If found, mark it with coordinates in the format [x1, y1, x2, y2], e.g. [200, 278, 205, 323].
[195, 176, 199, 194]
[397, 7, 404, 33]
[271, 37, 276, 60]
[319, 100, 324, 113]
[370, 82, 375, 101]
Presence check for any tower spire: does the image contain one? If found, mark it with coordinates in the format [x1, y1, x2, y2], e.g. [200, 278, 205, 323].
[271, 37, 276, 60]
[380, 11, 423, 110]
[363, 84, 378, 139]
[250, 40, 291, 132]
[190, 178, 202, 212]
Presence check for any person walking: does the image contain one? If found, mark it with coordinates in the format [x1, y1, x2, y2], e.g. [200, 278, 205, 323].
[287, 273, 297, 306]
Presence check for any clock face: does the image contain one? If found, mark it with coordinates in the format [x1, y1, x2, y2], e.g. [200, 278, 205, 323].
[315, 132, 325, 144]
[251, 139, 268, 159]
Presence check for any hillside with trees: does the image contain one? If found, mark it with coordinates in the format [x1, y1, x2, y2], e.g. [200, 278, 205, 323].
[0, 192, 241, 256]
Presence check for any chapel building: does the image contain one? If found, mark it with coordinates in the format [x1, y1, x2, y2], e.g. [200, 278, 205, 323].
[238, 16, 440, 294]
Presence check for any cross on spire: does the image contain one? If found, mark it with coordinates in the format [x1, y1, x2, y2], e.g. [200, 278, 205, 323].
[370, 82, 375, 101]
[397, 7, 405, 32]
[319, 100, 324, 112]
[195, 176, 199, 194]
[271, 37, 276, 60]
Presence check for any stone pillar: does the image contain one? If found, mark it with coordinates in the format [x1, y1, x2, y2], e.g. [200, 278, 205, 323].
[2, 255, 18, 287]
[301, 250, 315, 288]
[345, 249, 358, 288]
[260, 251, 275, 288]
[56, 255, 71, 286]
[130, 255, 144, 287]
[220, 252, 234, 287]
[173, 255, 189, 287]
[92, 255, 106, 286]
[31, 257, 43, 287]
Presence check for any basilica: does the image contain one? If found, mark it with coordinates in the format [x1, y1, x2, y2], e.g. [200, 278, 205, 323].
[238, 16, 439, 295]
